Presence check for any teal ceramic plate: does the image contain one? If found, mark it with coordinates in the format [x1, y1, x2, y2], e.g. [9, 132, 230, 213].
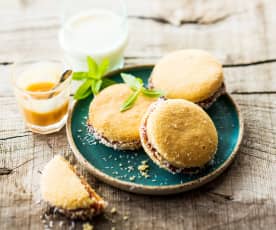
[66, 65, 243, 195]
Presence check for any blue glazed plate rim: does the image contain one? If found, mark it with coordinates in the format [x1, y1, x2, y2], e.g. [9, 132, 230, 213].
[66, 65, 244, 195]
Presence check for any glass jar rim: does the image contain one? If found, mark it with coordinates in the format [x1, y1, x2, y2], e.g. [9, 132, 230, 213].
[58, 0, 128, 57]
[11, 59, 72, 96]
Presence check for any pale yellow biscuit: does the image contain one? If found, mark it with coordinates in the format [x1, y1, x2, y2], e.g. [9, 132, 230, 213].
[150, 49, 224, 103]
[88, 83, 157, 149]
[140, 99, 218, 171]
[40, 155, 106, 213]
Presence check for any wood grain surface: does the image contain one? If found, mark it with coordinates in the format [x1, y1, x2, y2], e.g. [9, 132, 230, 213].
[0, 0, 275, 229]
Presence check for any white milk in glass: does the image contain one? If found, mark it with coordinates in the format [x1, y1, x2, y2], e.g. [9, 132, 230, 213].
[59, 9, 128, 71]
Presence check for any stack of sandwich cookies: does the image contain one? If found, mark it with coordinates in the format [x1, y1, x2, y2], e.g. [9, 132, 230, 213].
[140, 98, 218, 173]
[40, 155, 106, 220]
[149, 49, 225, 109]
[88, 83, 157, 150]
[84, 49, 222, 175]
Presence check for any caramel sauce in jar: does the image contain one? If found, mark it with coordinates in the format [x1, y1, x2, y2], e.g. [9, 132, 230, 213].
[26, 82, 55, 92]
[22, 82, 69, 126]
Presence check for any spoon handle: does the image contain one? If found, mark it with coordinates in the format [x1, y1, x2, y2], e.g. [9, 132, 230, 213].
[48, 70, 72, 98]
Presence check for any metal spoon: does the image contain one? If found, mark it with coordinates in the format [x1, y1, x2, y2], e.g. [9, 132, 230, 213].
[48, 69, 72, 98]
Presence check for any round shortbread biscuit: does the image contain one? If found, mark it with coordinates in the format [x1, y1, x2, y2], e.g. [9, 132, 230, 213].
[141, 99, 218, 169]
[88, 83, 157, 149]
[150, 49, 223, 103]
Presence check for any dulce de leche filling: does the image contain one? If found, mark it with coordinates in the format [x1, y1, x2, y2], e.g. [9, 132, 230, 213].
[87, 124, 141, 150]
[197, 83, 226, 109]
[148, 78, 226, 109]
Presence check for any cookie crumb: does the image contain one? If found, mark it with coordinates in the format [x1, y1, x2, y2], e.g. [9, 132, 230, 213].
[138, 160, 150, 178]
[83, 223, 93, 230]
[123, 215, 129, 221]
[127, 166, 134, 172]
[49, 220, 53, 228]
[111, 207, 117, 214]
[129, 176, 136, 181]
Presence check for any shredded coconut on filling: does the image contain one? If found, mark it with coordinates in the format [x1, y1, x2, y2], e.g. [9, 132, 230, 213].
[87, 124, 141, 150]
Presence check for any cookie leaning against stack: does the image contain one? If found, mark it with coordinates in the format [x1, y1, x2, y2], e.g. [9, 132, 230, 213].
[149, 49, 225, 109]
[140, 98, 218, 173]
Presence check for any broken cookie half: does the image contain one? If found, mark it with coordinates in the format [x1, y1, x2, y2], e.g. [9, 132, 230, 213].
[40, 155, 107, 220]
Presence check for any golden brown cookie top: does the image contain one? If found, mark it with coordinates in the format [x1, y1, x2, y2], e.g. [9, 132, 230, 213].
[150, 49, 223, 102]
[88, 84, 157, 143]
[146, 99, 218, 168]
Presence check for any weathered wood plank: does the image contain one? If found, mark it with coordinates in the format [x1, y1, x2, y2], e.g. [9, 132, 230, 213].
[0, 0, 276, 64]
[0, 0, 275, 96]
[0, 94, 275, 229]
[2, 62, 276, 97]
[0, 0, 276, 229]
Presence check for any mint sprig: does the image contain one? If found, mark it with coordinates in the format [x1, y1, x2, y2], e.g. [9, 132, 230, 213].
[120, 73, 164, 112]
[73, 56, 115, 100]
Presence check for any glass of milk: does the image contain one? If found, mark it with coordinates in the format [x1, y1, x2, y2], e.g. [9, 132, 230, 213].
[59, 0, 128, 71]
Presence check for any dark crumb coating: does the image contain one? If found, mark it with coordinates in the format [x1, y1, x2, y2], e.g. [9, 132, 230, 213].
[148, 77, 226, 109]
[197, 83, 226, 109]
[87, 124, 141, 150]
[56, 207, 97, 221]
[44, 206, 98, 221]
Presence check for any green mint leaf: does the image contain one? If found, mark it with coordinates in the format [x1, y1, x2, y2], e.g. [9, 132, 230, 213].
[101, 78, 116, 90]
[73, 56, 112, 100]
[74, 89, 92, 100]
[141, 88, 164, 97]
[120, 73, 163, 112]
[94, 80, 103, 94]
[137, 78, 143, 85]
[120, 90, 140, 112]
[74, 79, 92, 99]
[90, 79, 102, 95]
[121, 73, 143, 91]
[98, 58, 109, 77]
[72, 72, 88, 80]
[87, 56, 97, 77]
[90, 79, 97, 95]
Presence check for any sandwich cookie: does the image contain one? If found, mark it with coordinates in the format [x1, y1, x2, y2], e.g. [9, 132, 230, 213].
[88, 83, 157, 150]
[40, 155, 107, 220]
[140, 98, 218, 173]
[149, 49, 225, 109]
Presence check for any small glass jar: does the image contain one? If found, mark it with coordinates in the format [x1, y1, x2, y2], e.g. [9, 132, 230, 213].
[12, 60, 72, 134]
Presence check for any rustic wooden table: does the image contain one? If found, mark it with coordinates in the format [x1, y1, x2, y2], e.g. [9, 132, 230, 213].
[0, 0, 275, 229]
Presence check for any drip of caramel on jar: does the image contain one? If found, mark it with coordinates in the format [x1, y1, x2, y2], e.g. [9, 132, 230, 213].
[22, 82, 69, 126]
